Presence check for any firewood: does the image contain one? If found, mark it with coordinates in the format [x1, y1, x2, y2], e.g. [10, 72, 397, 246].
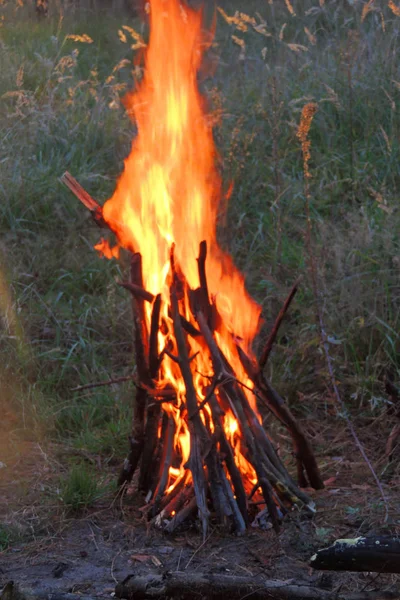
[310, 536, 400, 574]
[63, 169, 324, 536]
[117, 281, 155, 303]
[170, 285, 210, 538]
[118, 254, 151, 488]
[237, 345, 324, 490]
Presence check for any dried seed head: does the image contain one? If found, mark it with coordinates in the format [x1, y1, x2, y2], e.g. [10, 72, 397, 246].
[297, 103, 318, 180]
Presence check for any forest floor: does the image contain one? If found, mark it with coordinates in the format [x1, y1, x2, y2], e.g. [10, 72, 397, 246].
[1, 408, 400, 597]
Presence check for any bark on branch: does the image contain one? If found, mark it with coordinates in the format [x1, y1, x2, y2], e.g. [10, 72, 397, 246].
[310, 536, 400, 574]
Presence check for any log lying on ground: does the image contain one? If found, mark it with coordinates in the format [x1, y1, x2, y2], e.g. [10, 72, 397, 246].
[2, 579, 400, 600]
[310, 536, 400, 573]
[115, 573, 400, 600]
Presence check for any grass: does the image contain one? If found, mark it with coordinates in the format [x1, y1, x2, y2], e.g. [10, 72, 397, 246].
[0, 524, 14, 551]
[60, 462, 102, 511]
[1, 0, 400, 470]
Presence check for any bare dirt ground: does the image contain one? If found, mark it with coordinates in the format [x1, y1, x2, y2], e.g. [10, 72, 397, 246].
[1, 412, 400, 598]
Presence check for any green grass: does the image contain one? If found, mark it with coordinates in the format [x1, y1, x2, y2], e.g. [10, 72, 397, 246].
[60, 462, 103, 511]
[1, 0, 400, 462]
[0, 524, 14, 551]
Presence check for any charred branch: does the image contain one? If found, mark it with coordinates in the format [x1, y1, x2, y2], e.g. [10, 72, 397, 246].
[149, 294, 162, 378]
[170, 285, 210, 537]
[237, 344, 324, 491]
[310, 536, 400, 574]
[119, 254, 151, 488]
[117, 281, 155, 304]
[196, 240, 212, 326]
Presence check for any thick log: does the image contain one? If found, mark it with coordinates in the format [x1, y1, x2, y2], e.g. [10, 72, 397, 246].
[115, 573, 400, 600]
[310, 536, 400, 574]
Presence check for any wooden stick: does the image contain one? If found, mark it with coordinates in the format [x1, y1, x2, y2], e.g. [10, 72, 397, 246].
[60, 171, 106, 227]
[156, 476, 192, 521]
[130, 253, 150, 382]
[118, 254, 150, 488]
[237, 345, 324, 490]
[195, 311, 282, 530]
[259, 277, 301, 369]
[208, 394, 248, 526]
[149, 294, 162, 378]
[117, 281, 155, 303]
[170, 286, 210, 538]
[196, 240, 212, 326]
[139, 401, 161, 492]
[71, 374, 134, 392]
[152, 416, 175, 514]
[164, 496, 198, 533]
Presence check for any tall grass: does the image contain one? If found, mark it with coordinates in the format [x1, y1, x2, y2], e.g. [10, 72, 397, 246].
[1, 0, 400, 460]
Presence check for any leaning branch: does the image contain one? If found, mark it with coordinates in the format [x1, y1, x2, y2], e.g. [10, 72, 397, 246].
[259, 277, 301, 370]
[60, 171, 106, 227]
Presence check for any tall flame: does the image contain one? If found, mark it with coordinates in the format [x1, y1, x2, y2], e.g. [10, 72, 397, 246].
[98, 0, 262, 493]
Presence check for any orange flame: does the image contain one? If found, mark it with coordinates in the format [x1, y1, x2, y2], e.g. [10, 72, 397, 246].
[99, 0, 261, 496]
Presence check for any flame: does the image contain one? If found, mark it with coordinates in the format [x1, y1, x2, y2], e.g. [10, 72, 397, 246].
[99, 0, 261, 499]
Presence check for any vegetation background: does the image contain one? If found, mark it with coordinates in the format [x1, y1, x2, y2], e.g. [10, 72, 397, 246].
[0, 0, 400, 543]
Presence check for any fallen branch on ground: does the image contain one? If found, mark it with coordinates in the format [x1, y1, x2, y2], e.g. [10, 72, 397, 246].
[310, 536, 400, 574]
[115, 572, 399, 600]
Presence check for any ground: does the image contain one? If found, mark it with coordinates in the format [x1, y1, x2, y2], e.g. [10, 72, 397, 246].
[1, 0, 400, 596]
[1, 409, 399, 597]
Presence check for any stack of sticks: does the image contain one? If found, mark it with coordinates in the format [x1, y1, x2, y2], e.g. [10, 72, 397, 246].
[61, 172, 324, 536]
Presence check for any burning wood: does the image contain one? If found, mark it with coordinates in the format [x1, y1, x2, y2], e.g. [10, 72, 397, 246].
[61, 0, 323, 536]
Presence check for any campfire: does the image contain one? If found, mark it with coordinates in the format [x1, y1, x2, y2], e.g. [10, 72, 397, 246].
[62, 0, 323, 535]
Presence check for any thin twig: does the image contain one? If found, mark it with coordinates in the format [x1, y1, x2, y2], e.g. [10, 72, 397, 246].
[71, 375, 134, 392]
[259, 277, 302, 370]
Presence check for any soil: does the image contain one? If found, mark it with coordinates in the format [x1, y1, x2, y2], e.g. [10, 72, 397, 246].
[1, 412, 400, 598]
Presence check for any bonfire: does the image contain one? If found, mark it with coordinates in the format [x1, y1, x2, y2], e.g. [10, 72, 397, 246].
[61, 0, 323, 536]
